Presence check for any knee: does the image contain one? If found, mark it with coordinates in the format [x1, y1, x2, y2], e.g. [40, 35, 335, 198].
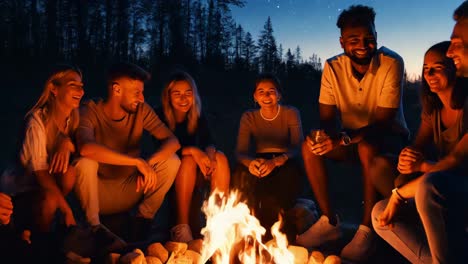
[301, 141, 311, 158]
[415, 172, 446, 208]
[61, 166, 76, 194]
[357, 140, 378, 160]
[74, 157, 99, 175]
[180, 155, 197, 170]
[371, 199, 388, 231]
[39, 190, 61, 210]
[215, 151, 228, 166]
[162, 154, 181, 179]
[301, 141, 320, 161]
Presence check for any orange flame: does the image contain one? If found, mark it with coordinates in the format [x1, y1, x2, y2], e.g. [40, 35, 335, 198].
[199, 190, 294, 264]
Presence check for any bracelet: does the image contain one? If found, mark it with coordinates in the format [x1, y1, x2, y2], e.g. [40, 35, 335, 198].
[392, 188, 407, 203]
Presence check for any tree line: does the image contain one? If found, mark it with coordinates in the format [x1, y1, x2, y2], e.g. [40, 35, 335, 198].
[0, 0, 323, 83]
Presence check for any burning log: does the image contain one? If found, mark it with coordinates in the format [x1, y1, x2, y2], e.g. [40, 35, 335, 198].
[146, 242, 169, 263]
[184, 250, 201, 264]
[120, 248, 146, 264]
[187, 239, 203, 254]
[308, 251, 325, 264]
[287, 245, 308, 264]
[323, 255, 341, 264]
[164, 241, 188, 256]
[145, 256, 163, 264]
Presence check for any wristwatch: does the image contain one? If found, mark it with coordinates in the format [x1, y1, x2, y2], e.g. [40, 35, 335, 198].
[340, 132, 351, 146]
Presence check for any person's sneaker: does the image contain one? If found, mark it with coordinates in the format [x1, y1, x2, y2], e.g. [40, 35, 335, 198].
[295, 215, 341, 248]
[92, 224, 127, 253]
[340, 225, 376, 262]
[170, 224, 193, 243]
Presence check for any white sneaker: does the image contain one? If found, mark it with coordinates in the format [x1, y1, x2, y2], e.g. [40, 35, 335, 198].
[170, 224, 193, 243]
[295, 215, 341, 248]
[340, 225, 375, 262]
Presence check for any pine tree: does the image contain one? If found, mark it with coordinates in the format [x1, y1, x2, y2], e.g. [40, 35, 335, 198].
[257, 16, 279, 73]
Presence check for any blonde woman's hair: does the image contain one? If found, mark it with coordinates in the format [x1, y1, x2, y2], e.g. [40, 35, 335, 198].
[26, 64, 82, 134]
[161, 71, 201, 134]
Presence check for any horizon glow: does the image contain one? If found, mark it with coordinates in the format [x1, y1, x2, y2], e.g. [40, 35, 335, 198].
[232, 0, 462, 80]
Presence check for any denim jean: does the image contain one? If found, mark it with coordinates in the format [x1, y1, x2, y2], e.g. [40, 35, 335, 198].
[372, 171, 468, 264]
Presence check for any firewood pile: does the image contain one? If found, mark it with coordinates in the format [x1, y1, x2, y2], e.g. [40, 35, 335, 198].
[105, 239, 342, 264]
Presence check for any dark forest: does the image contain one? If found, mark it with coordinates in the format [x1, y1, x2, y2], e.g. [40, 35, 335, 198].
[0, 0, 421, 195]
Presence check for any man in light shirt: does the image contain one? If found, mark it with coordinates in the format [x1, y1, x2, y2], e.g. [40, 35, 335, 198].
[297, 5, 409, 262]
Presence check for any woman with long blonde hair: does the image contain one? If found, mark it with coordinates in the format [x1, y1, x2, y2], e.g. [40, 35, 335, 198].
[156, 71, 230, 243]
[14, 64, 84, 239]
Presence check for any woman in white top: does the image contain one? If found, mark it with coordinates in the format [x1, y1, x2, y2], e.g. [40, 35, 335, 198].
[14, 64, 84, 238]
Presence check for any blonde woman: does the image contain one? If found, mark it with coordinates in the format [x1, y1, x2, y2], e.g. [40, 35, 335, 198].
[157, 71, 230, 243]
[14, 64, 84, 237]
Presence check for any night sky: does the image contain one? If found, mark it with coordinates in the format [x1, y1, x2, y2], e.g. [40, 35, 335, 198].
[232, 0, 461, 80]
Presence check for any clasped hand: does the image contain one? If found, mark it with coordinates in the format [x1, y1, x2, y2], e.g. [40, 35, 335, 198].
[194, 150, 217, 179]
[378, 193, 403, 228]
[306, 133, 337, 156]
[135, 158, 157, 193]
[50, 136, 75, 174]
[248, 158, 275, 178]
[397, 147, 424, 174]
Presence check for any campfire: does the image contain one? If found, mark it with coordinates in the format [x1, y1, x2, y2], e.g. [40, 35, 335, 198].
[109, 190, 341, 264]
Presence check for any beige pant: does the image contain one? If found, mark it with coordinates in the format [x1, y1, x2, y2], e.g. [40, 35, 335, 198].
[74, 155, 180, 226]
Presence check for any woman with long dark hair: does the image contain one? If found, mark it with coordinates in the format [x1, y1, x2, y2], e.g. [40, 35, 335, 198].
[372, 41, 468, 263]
[232, 73, 304, 242]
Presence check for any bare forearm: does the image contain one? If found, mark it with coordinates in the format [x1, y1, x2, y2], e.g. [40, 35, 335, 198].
[79, 143, 139, 166]
[181, 146, 202, 157]
[397, 176, 422, 199]
[422, 155, 458, 174]
[148, 137, 180, 164]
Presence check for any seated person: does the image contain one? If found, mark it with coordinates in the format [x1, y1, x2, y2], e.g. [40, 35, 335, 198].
[231, 73, 304, 242]
[372, 41, 468, 263]
[74, 62, 180, 250]
[15, 64, 83, 237]
[298, 5, 409, 262]
[8, 64, 83, 261]
[155, 71, 230, 243]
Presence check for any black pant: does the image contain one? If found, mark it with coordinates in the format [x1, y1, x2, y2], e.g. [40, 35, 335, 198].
[231, 154, 302, 241]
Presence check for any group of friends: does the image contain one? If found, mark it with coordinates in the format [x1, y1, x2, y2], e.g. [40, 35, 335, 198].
[1, 2, 467, 264]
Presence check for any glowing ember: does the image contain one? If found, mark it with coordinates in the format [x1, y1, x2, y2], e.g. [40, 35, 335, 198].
[199, 190, 294, 264]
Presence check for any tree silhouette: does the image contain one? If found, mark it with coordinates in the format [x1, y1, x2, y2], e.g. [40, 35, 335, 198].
[257, 16, 279, 73]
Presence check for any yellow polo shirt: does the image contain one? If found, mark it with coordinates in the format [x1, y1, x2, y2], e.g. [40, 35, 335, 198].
[319, 46, 408, 135]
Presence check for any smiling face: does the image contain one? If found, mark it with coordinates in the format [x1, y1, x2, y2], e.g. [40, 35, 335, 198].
[447, 20, 468, 77]
[254, 81, 281, 109]
[169, 80, 194, 116]
[423, 50, 455, 94]
[52, 71, 84, 110]
[118, 78, 145, 113]
[340, 24, 377, 66]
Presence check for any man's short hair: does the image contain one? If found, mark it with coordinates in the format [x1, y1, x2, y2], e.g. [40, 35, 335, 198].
[453, 0, 468, 21]
[107, 62, 151, 84]
[336, 5, 376, 30]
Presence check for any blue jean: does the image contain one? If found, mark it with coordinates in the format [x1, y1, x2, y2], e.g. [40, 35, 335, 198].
[372, 171, 468, 264]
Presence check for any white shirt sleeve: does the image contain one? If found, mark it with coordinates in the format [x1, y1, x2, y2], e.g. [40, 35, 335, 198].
[20, 113, 49, 172]
[318, 61, 337, 106]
